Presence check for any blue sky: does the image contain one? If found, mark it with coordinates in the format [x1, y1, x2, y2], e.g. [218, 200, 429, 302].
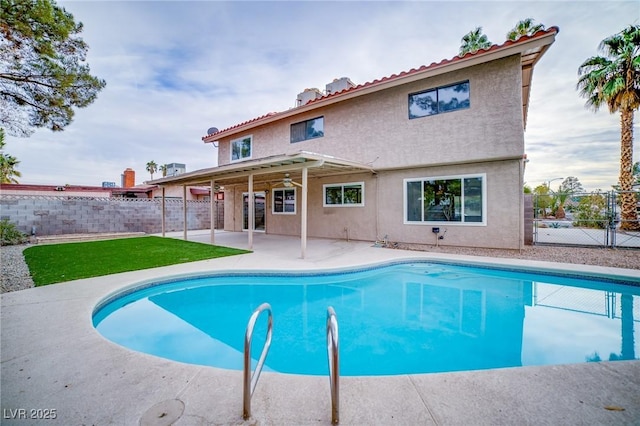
[3, 0, 639, 191]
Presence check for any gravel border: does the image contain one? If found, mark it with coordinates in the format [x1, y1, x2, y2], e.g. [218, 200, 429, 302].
[1, 244, 35, 293]
[1, 243, 638, 294]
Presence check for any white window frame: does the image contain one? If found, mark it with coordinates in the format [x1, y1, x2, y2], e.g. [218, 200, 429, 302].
[272, 188, 296, 215]
[403, 173, 486, 226]
[230, 135, 252, 163]
[323, 181, 365, 207]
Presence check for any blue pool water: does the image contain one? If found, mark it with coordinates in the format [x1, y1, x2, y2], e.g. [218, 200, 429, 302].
[93, 261, 639, 376]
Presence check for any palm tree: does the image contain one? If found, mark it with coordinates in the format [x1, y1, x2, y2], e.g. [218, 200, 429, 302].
[0, 129, 21, 184]
[146, 160, 158, 180]
[578, 25, 640, 231]
[459, 27, 492, 56]
[507, 18, 545, 41]
[160, 164, 168, 177]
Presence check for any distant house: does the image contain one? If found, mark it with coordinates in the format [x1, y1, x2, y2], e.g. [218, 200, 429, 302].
[151, 28, 558, 256]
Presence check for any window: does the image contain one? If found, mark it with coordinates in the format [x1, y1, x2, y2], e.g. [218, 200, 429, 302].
[323, 182, 364, 207]
[404, 174, 485, 224]
[231, 136, 252, 162]
[291, 116, 324, 143]
[408, 81, 470, 119]
[272, 188, 296, 214]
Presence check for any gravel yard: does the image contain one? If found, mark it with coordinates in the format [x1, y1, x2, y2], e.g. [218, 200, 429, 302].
[2, 242, 638, 294]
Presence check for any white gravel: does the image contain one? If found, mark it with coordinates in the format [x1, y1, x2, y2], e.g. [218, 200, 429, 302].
[1, 244, 35, 293]
[1, 243, 638, 294]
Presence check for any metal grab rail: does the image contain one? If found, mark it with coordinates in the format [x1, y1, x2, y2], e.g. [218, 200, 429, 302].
[326, 306, 340, 424]
[243, 303, 273, 420]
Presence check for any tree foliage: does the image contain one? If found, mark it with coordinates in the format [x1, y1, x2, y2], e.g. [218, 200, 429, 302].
[0, 0, 106, 137]
[0, 128, 21, 183]
[507, 18, 545, 41]
[559, 176, 584, 194]
[146, 160, 157, 180]
[577, 24, 640, 230]
[459, 27, 492, 56]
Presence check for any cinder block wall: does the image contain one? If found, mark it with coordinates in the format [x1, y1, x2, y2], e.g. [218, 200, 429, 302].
[0, 196, 211, 236]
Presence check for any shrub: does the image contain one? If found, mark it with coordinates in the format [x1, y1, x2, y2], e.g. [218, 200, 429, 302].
[0, 219, 28, 246]
[572, 193, 608, 229]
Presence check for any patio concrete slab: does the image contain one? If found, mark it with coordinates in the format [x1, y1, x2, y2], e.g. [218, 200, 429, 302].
[2, 231, 639, 425]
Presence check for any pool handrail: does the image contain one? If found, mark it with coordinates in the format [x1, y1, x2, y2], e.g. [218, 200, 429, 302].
[243, 302, 273, 420]
[326, 306, 340, 424]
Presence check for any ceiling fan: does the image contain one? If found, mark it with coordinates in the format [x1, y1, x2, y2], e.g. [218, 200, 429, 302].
[282, 173, 302, 188]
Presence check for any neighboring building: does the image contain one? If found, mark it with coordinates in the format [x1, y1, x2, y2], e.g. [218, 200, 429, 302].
[121, 168, 136, 188]
[0, 183, 116, 198]
[165, 163, 186, 177]
[151, 28, 558, 252]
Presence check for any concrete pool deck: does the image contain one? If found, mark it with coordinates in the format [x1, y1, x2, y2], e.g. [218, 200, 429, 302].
[2, 231, 639, 425]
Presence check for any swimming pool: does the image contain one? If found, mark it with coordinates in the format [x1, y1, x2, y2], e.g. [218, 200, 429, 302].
[93, 261, 639, 376]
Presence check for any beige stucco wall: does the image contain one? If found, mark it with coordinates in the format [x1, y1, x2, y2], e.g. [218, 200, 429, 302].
[216, 54, 526, 249]
[220, 158, 523, 249]
[216, 55, 524, 170]
[151, 186, 205, 200]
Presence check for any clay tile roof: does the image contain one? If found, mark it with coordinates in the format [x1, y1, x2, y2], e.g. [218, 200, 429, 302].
[203, 26, 558, 142]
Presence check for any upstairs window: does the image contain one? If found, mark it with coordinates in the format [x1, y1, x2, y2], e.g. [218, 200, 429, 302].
[408, 81, 470, 119]
[231, 136, 252, 162]
[272, 188, 296, 214]
[323, 182, 364, 207]
[291, 116, 324, 143]
[404, 174, 485, 225]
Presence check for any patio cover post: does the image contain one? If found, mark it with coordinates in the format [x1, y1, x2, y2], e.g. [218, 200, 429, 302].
[161, 187, 166, 237]
[248, 174, 254, 250]
[183, 185, 188, 240]
[210, 179, 215, 244]
[301, 166, 308, 259]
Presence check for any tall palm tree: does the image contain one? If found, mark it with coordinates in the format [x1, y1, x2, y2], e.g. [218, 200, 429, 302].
[0, 129, 21, 184]
[507, 18, 545, 41]
[160, 164, 168, 177]
[578, 25, 640, 231]
[146, 160, 158, 180]
[459, 27, 492, 56]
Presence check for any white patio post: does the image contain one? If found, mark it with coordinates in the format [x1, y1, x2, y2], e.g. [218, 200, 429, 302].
[248, 174, 254, 250]
[161, 186, 166, 237]
[210, 179, 216, 245]
[183, 185, 188, 240]
[301, 166, 308, 259]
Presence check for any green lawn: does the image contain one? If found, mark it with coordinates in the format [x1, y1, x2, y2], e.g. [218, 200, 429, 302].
[23, 236, 251, 286]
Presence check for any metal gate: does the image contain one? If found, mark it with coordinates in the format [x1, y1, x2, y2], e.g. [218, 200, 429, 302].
[531, 190, 640, 249]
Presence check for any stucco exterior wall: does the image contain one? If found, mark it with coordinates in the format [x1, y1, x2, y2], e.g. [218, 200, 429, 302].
[213, 54, 526, 249]
[216, 55, 524, 170]
[376, 160, 523, 249]
[151, 186, 205, 200]
[219, 157, 523, 249]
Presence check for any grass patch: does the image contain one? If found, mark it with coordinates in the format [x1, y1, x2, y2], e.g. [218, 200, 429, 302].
[23, 236, 251, 286]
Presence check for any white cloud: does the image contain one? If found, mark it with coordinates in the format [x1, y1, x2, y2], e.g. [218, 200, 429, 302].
[3, 1, 639, 191]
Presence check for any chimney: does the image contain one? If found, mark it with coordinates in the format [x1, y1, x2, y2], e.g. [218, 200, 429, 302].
[296, 88, 323, 107]
[122, 168, 135, 188]
[326, 77, 355, 95]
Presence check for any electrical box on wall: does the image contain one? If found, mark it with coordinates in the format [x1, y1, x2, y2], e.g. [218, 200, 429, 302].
[432, 227, 440, 233]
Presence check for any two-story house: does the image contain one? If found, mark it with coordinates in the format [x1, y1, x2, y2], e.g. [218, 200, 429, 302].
[152, 27, 558, 257]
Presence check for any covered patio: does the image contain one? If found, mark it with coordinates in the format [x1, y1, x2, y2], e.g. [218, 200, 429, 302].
[150, 151, 376, 258]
